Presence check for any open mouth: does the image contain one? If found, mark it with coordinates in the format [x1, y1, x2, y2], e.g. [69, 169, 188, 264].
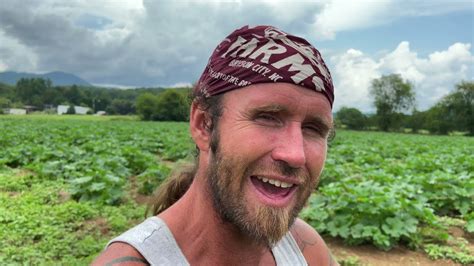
[250, 175, 297, 205]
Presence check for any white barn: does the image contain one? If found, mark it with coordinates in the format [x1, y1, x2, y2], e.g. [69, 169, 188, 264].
[8, 108, 27, 115]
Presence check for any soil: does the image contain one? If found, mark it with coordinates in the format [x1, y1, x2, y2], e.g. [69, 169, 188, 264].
[326, 236, 460, 266]
[84, 217, 110, 235]
[128, 175, 153, 206]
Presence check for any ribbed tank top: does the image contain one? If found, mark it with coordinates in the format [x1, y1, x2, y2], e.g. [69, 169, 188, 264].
[107, 216, 307, 266]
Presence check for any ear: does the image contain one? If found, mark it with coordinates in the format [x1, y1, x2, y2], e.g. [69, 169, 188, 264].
[190, 101, 211, 152]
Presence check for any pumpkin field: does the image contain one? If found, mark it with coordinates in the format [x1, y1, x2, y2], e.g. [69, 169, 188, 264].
[0, 115, 472, 265]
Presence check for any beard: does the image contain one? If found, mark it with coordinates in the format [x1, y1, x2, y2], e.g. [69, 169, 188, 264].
[206, 132, 316, 247]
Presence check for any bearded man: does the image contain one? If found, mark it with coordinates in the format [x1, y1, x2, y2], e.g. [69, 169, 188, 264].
[94, 25, 337, 266]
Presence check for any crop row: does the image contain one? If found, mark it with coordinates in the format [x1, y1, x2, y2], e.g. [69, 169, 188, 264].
[0, 117, 193, 204]
[1, 117, 473, 263]
[302, 131, 473, 256]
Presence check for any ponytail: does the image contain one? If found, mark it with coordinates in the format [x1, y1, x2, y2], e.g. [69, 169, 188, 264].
[148, 163, 197, 215]
[148, 88, 223, 216]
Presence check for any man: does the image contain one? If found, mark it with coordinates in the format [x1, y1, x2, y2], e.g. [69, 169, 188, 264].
[94, 25, 337, 266]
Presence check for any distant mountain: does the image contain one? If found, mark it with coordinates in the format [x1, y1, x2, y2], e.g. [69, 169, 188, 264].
[0, 71, 91, 86]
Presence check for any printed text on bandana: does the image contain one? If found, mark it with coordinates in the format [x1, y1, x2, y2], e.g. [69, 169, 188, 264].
[208, 67, 251, 87]
[228, 59, 284, 82]
[220, 34, 328, 92]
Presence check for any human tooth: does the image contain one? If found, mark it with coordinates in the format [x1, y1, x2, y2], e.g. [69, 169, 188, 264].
[256, 176, 293, 188]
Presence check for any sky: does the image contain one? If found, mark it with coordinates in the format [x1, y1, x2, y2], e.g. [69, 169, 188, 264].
[0, 0, 472, 112]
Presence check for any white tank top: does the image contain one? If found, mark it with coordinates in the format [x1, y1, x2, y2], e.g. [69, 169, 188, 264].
[107, 216, 307, 266]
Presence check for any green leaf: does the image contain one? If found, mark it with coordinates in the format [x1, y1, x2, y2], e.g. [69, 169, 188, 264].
[89, 182, 106, 192]
[71, 176, 93, 184]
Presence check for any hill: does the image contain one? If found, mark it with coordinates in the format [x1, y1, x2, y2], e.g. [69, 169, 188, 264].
[0, 71, 91, 86]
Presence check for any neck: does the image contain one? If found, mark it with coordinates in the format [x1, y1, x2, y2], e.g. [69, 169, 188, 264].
[158, 164, 272, 265]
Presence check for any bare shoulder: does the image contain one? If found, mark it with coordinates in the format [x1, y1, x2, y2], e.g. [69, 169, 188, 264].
[290, 218, 339, 266]
[91, 242, 149, 266]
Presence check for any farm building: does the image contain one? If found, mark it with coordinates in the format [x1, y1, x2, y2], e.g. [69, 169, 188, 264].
[7, 108, 27, 115]
[57, 105, 91, 115]
[23, 105, 38, 113]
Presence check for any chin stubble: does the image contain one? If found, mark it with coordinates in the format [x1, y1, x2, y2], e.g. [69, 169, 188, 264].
[207, 145, 313, 247]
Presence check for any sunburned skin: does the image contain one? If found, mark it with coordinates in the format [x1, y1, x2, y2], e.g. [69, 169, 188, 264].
[92, 83, 338, 266]
[217, 83, 332, 212]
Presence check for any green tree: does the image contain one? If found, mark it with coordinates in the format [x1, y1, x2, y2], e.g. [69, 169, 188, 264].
[0, 82, 14, 98]
[423, 106, 448, 134]
[106, 99, 135, 115]
[64, 85, 82, 105]
[66, 105, 76, 115]
[153, 90, 188, 121]
[425, 81, 474, 135]
[0, 97, 11, 108]
[449, 81, 473, 135]
[136, 93, 159, 120]
[405, 109, 425, 133]
[370, 74, 415, 131]
[336, 107, 367, 130]
[15, 78, 52, 108]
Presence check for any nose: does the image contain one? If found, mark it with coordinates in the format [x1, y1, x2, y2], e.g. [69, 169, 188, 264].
[270, 123, 306, 168]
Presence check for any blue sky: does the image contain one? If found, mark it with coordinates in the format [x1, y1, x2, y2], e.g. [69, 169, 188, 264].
[0, 0, 472, 112]
[319, 9, 473, 56]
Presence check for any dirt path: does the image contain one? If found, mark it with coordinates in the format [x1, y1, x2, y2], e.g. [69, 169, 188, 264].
[326, 237, 462, 266]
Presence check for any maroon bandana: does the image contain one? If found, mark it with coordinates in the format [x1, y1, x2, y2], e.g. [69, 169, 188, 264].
[195, 25, 334, 108]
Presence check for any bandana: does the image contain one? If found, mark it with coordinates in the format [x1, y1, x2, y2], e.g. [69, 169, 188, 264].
[195, 25, 334, 108]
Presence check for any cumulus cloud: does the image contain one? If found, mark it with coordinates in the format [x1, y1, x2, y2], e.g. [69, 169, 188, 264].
[0, 0, 471, 112]
[0, 30, 38, 72]
[313, 0, 392, 40]
[331, 42, 474, 112]
[0, 0, 320, 86]
[312, 0, 472, 40]
[331, 49, 381, 112]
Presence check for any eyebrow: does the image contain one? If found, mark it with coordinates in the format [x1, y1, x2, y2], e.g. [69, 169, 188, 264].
[249, 104, 333, 136]
[250, 104, 286, 114]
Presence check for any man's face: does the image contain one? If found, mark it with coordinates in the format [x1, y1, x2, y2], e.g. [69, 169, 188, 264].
[205, 83, 333, 246]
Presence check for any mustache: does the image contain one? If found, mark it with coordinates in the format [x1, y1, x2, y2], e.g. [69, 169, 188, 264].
[247, 160, 309, 181]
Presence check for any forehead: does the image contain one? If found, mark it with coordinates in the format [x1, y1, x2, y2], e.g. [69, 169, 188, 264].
[221, 83, 333, 123]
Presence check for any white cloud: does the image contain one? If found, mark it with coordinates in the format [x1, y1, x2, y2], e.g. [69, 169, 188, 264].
[0, 30, 38, 72]
[380, 42, 426, 83]
[331, 49, 381, 112]
[312, 0, 472, 40]
[313, 0, 392, 40]
[0, 0, 471, 94]
[169, 82, 193, 88]
[331, 42, 474, 112]
[91, 83, 137, 89]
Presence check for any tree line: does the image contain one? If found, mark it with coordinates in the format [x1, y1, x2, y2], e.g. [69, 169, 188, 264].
[0, 78, 190, 121]
[1, 76, 472, 135]
[336, 74, 473, 135]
